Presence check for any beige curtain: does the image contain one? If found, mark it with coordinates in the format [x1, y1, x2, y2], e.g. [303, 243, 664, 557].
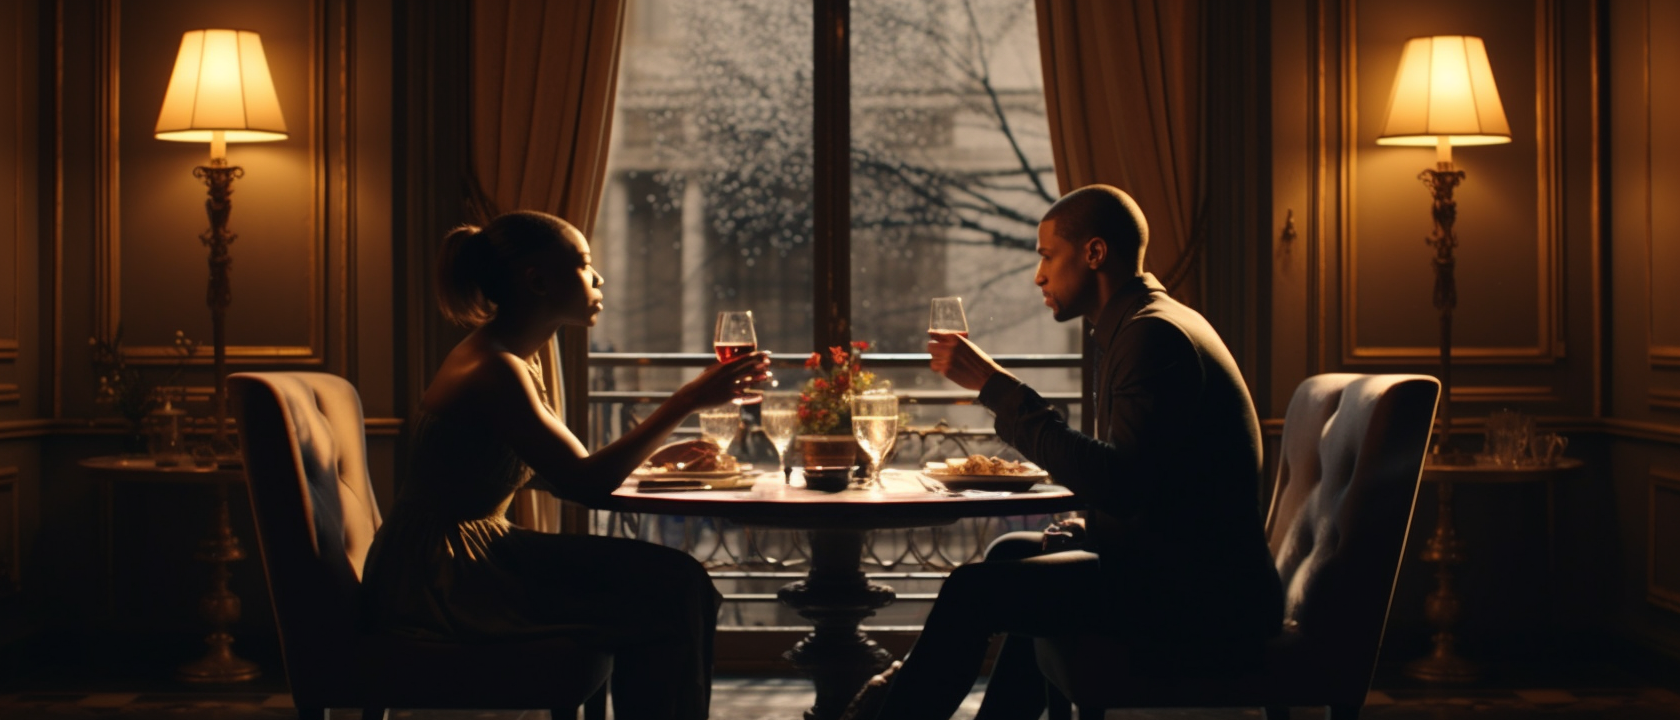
[1035, 0, 1205, 306]
[468, 0, 626, 533]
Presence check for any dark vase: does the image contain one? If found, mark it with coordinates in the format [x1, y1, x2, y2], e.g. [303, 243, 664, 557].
[798, 434, 862, 470]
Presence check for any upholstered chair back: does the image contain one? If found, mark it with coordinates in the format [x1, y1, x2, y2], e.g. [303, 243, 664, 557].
[1263, 373, 1440, 701]
[230, 372, 383, 704]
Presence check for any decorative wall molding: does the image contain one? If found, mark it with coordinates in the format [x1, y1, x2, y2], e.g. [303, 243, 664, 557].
[1650, 388, 1680, 412]
[0, 466, 17, 598]
[102, 0, 331, 368]
[0, 419, 61, 441]
[1450, 385, 1560, 405]
[1341, 0, 1564, 366]
[1602, 418, 1680, 446]
[1, 0, 21, 362]
[1648, 468, 1680, 614]
[1646, 0, 1680, 365]
[366, 418, 404, 437]
[0, 417, 401, 441]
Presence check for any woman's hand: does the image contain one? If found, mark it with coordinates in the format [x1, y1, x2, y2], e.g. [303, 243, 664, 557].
[928, 332, 1011, 391]
[675, 351, 773, 410]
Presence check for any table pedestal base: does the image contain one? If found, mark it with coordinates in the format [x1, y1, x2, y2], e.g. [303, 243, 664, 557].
[777, 529, 896, 720]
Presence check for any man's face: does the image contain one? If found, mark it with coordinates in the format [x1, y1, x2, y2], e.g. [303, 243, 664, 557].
[1034, 219, 1098, 323]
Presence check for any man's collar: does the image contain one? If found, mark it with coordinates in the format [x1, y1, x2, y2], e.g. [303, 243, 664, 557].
[1088, 273, 1164, 344]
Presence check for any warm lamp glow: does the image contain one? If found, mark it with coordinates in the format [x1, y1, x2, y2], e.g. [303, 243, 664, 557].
[155, 29, 287, 160]
[1377, 35, 1510, 162]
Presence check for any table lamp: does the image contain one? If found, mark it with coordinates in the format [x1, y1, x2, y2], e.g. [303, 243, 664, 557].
[154, 29, 287, 453]
[1376, 35, 1510, 463]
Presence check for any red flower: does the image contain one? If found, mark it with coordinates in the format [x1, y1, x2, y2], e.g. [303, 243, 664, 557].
[813, 378, 829, 392]
[805, 352, 823, 370]
[834, 373, 850, 391]
[829, 345, 849, 366]
[851, 340, 869, 350]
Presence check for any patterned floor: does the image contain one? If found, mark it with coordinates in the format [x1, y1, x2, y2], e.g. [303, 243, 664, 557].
[3, 679, 1680, 720]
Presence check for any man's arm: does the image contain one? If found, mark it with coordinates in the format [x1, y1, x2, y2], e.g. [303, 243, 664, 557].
[979, 318, 1203, 519]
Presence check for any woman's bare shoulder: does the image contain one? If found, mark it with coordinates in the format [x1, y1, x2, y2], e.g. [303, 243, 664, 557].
[422, 336, 533, 418]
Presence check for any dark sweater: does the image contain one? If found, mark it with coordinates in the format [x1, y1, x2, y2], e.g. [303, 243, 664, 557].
[978, 273, 1283, 651]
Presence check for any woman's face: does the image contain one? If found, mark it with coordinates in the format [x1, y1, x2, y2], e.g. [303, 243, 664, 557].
[553, 229, 606, 326]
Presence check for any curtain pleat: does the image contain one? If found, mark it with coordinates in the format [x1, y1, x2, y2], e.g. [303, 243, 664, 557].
[469, 0, 627, 533]
[1035, 0, 1205, 306]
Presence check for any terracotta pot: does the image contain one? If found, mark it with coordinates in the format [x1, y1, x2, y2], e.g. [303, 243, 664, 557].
[798, 434, 862, 469]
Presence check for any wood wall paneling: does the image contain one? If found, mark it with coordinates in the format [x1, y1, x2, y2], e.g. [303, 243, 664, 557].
[111, 0, 327, 368]
[0, 467, 15, 598]
[1345, 0, 1560, 368]
[1647, 0, 1680, 367]
[1649, 468, 1680, 613]
[1268, 0, 1313, 414]
[0, 0, 21, 364]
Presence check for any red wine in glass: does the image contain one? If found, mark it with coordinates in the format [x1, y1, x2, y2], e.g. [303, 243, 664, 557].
[715, 310, 763, 404]
[929, 297, 969, 337]
[714, 342, 758, 362]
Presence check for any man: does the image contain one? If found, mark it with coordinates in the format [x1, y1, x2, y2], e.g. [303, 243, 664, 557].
[847, 185, 1283, 720]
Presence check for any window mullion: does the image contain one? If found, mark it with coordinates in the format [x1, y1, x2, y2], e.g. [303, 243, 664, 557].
[812, 0, 850, 354]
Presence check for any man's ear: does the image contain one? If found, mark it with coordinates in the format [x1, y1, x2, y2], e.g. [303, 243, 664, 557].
[1083, 236, 1108, 271]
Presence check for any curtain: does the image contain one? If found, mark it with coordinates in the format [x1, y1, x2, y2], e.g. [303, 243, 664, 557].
[1034, 0, 1205, 306]
[468, 0, 627, 533]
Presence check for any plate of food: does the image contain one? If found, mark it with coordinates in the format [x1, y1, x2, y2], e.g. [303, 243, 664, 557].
[922, 455, 1049, 492]
[635, 439, 751, 480]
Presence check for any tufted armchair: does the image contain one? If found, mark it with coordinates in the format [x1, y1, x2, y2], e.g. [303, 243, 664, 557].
[230, 372, 611, 720]
[1036, 373, 1441, 720]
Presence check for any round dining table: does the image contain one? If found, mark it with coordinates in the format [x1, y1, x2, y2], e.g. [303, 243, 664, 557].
[608, 467, 1081, 720]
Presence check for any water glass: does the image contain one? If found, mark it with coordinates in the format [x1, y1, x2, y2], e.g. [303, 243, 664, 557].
[761, 391, 800, 483]
[851, 393, 899, 489]
[1526, 432, 1568, 466]
[1484, 409, 1534, 467]
[700, 403, 743, 456]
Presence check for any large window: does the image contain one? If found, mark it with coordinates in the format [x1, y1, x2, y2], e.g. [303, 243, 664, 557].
[589, 0, 1076, 628]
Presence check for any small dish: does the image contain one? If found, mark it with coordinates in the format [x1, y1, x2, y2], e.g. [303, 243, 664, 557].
[802, 466, 852, 492]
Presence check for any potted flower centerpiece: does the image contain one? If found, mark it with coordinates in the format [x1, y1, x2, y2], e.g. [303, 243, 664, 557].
[796, 341, 882, 470]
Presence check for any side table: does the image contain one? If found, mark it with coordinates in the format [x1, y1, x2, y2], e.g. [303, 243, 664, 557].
[82, 455, 261, 683]
[1404, 456, 1582, 683]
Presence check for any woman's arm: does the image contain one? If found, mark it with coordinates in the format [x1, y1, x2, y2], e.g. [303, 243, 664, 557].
[487, 350, 771, 505]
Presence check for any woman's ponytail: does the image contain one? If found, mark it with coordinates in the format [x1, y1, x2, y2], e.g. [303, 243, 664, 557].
[436, 224, 494, 327]
[435, 211, 577, 327]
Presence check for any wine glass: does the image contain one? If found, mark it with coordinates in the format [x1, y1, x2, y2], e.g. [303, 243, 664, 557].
[761, 391, 800, 484]
[929, 296, 969, 337]
[714, 310, 762, 404]
[850, 392, 898, 490]
[699, 402, 742, 456]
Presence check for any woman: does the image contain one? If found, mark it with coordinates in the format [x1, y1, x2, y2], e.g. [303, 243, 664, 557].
[361, 210, 769, 720]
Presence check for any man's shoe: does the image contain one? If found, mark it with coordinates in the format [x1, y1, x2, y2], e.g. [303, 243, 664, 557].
[837, 660, 902, 720]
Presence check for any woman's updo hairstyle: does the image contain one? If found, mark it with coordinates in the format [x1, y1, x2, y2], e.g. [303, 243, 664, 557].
[436, 210, 581, 327]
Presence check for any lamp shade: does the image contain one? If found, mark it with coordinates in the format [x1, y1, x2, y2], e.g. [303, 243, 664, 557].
[155, 29, 287, 143]
[1377, 35, 1510, 147]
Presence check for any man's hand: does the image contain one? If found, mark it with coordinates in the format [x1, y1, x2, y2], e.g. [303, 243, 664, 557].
[1041, 517, 1087, 552]
[928, 332, 1013, 391]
